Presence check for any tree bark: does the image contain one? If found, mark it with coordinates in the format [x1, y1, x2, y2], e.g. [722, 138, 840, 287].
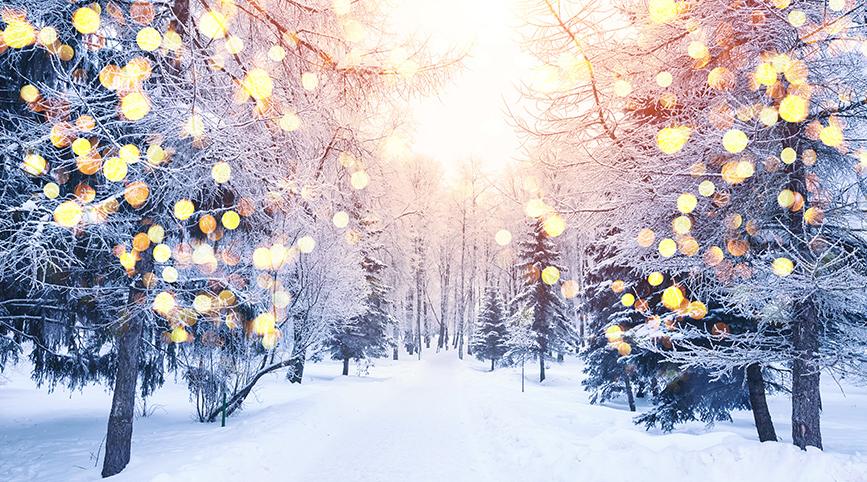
[102, 289, 145, 478]
[490, 358, 495, 371]
[746, 364, 777, 442]
[288, 355, 305, 384]
[791, 301, 822, 450]
[538, 353, 545, 382]
[623, 372, 636, 412]
[342, 356, 350, 376]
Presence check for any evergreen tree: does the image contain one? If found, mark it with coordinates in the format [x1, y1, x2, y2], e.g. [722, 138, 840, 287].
[328, 203, 393, 375]
[471, 286, 509, 371]
[510, 219, 576, 382]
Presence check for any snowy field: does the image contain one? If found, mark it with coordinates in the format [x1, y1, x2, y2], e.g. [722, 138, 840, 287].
[2, 353, 866, 482]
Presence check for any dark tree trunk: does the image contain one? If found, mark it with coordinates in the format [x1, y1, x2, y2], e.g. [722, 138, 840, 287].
[557, 352, 564, 362]
[792, 301, 822, 450]
[102, 289, 145, 478]
[538, 353, 545, 382]
[490, 358, 495, 371]
[623, 372, 636, 412]
[746, 364, 777, 442]
[288, 355, 305, 384]
[342, 356, 350, 376]
[393, 324, 399, 360]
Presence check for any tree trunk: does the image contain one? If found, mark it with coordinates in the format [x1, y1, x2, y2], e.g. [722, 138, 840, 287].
[791, 301, 822, 450]
[393, 323, 399, 360]
[490, 358, 495, 371]
[746, 364, 777, 442]
[342, 356, 350, 376]
[102, 289, 145, 478]
[206, 358, 295, 422]
[288, 355, 305, 384]
[538, 353, 545, 382]
[623, 372, 636, 412]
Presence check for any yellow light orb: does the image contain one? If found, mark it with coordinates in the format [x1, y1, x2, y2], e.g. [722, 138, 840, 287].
[268, 45, 287, 62]
[297, 235, 316, 254]
[656, 71, 673, 88]
[121, 92, 150, 120]
[658, 238, 677, 257]
[174, 199, 195, 220]
[43, 182, 60, 199]
[351, 171, 369, 190]
[252, 247, 271, 270]
[199, 11, 228, 39]
[160, 29, 181, 50]
[687, 41, 709, 60]
[788, 10, 806, 27]
[648, 0, 678, 24]
[301, 72, 319, 90]
[541, 266, 560, 285]
[211, 161, 231, 184]
[779, 95, 808, 123]
[657, 126, 691, 154]
[616, 342, 632, 356]
[193, 294, 213, 313]
[543, 214, 566, 237]
[621, 293, 635, 307]
[722, 129, 749, 154]
[772, 257, 794, 277]
[54, 201, 82, 227]
[613, 79, 632, 97]
[71, 137, 92, 156]
[495, 229, 512, 246]
[153, 243, 172, 263]
[698, 180, 715, 197]
[119, 144, 140, 163]
[777, 189, 795, 208]
[147, 225, 165, 243]
[20, 84, 39, 103]
[819, 125, 843, 147]
[4, 20, 36, 49]
[676, 193, 697, 214]
[280, 112, 302, 132]
[780, 147, 797, 165]
[332, 211, 350, 228]
[73, 7, 100, 34]
[755, 63, 777, 86]
[162, 266, 178, 283]
[136, 27, 161, 51]
[102, 157, 127, 182]
[22, 153, 47, 175]
[661, 285, 685, 310]
[221, 210, 240, 230]
[611, 280, 625, 293]
[647, 272, 664, 287]
[687, 301, 708, 320]
[242, 68, 273, 100]
[672, 215, 692, 234]
[170, 326, 189, 343]
[759, 106, 779, 127]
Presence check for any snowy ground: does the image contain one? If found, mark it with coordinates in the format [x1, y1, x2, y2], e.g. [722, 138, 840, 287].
[2, 352, 866, 482]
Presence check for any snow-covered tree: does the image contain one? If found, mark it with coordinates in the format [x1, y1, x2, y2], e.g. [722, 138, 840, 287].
[519, 0, 867, 450]
[471, 286, 509, 371]
[510, 218, 576, 382]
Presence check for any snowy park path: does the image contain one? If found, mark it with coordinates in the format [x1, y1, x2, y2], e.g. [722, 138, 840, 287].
[2, 353, 867, 482]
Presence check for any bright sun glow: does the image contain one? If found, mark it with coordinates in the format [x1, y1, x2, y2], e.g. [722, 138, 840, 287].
[390, 0, 528, 176]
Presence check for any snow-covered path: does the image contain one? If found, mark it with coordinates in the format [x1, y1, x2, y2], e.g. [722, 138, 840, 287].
[2, 353, 867, 482]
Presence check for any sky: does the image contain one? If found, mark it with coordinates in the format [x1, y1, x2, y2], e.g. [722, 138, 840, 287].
[389, 0, 531, 175]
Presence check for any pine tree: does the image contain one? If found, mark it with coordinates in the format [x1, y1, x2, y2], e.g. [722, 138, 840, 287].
[328, 203, 393, 375]
[510, 219, 576, 382]
[471, 286, 509, 371]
